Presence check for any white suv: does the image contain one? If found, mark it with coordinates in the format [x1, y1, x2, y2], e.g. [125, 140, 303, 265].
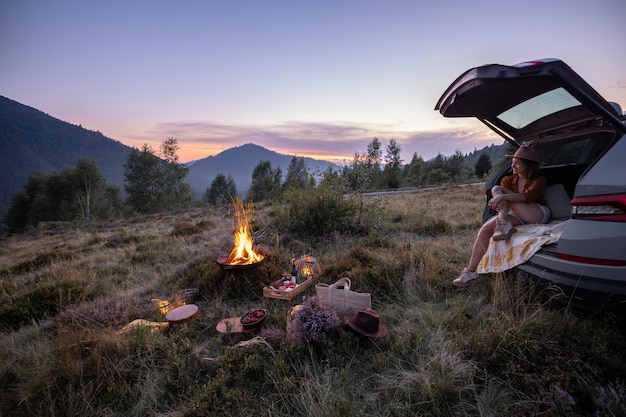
[436, 58, 626, 311]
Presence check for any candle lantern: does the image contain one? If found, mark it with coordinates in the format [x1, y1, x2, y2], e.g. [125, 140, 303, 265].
[174, 288, 199, 308]
[151, 298, 171, 315]
[296, 255, 321, 279]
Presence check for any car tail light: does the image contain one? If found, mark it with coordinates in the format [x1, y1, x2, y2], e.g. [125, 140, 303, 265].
[571, 194, 626, 222]
[557, 252, 626, 266]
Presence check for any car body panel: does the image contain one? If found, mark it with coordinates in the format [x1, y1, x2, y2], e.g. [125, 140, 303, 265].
[519, 253, 626, 294]
[517, 255, 626, 309]
[556, 219, 626, 262]
[574, 135, 626, 196]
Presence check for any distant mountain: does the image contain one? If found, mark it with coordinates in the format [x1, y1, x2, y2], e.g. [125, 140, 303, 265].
[0, 96, 339, 218]
[186, 143, 338, 197]
[0, 95, 133, 217]
[0, 94, 506, 220]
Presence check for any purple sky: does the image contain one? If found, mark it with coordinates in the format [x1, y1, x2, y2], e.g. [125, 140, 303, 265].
[2, 0, 625, 163]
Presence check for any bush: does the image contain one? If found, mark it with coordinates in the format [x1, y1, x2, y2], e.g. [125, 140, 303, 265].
[0, 249, 75, 276]
[275, 186, 358, 238]
[0, 281, 91, 330]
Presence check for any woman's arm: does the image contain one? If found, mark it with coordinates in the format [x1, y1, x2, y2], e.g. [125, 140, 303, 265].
[488, 190, 527, 211]
[490, 176, 546, 209]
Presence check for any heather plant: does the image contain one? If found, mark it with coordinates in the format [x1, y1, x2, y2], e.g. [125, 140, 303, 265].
[259, 325, 286, 345]
[1, 280, 92, 330]
[56, 295, 157, 329]
[591, 382, 626, 416]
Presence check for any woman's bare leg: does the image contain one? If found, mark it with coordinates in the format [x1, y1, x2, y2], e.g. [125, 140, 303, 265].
[457, 185, 544, 283]
[466, 217, 497, 272]
[454, 216, 500, 286]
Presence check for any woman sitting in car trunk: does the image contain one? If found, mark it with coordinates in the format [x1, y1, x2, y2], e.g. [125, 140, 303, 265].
[453, 145, 551, 287]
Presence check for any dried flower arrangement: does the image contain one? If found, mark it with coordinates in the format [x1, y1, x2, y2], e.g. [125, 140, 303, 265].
[291, 296, 340, 343]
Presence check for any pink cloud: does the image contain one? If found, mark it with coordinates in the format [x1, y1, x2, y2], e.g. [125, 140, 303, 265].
[123, 120, 501, 163]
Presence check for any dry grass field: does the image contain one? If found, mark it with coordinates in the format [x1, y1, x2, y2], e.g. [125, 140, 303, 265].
[1, 184, 625, 416]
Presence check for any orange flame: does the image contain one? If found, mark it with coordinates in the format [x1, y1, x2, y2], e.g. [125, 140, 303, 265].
[226, 199, 264, 265]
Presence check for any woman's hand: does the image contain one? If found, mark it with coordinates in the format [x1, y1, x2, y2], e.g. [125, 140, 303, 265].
[488, 195, 505, 211]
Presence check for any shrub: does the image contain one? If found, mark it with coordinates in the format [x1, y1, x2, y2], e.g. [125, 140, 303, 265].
[171, 222, 199, 236]
[0, 281, 91, 330]
[103, 231, 143, 248]
[56, 296, 156, 329]
[275, 186, 359, 238]
[0, 249, 75, 276]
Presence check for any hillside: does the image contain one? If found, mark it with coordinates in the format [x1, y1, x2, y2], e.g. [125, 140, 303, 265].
[0, 96, 339, 216]
[462, 142, 510, 168]
[0, 95, 507, 218]
[0, 96, 133, 216]
[1, 187, 623, 416]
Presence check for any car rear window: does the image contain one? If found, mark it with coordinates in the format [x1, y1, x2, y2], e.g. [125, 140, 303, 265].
[539, 130, 615, 167]
[498, 87, 582, 129]
[542, 139, 590, 166]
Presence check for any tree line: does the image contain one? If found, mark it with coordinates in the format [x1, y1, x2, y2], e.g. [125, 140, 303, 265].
[4, 137, 495, 232]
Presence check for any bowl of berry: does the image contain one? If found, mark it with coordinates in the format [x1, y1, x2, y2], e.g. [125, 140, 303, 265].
[240, 308, 267, 330]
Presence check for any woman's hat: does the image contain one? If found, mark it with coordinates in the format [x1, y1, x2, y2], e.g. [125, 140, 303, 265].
[505, 146, 542, 163]
[345, 308, 388, 338]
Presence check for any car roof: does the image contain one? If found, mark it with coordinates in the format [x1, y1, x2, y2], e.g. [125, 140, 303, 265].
[435, 58, 625, 143]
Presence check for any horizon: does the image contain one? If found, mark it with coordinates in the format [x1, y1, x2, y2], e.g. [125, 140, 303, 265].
[183, 141, 503, 166]
[7, 92, 500, 164]
[2, 1, 624, 164]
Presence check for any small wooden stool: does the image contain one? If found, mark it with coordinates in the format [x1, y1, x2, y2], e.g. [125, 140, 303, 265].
[166, 304, 199, 330]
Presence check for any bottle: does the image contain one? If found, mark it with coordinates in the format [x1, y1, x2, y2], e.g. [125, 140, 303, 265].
[291, 259, 298, 283]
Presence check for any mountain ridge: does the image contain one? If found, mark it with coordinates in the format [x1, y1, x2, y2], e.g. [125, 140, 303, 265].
[0, 95, 506, 218]
[0, 95, 133, 217]
[185, 143, 338, 197]
[0, 96, 339, 216]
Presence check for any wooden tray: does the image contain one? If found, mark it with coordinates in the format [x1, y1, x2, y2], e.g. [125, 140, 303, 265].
[262, 277, 313, 301]
[216, 317, 255, 333]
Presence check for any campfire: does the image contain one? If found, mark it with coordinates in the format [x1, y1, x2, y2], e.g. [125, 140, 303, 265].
[217, 199, 265, 270]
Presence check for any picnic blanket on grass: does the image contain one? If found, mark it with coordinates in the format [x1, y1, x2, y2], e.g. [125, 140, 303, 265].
[477, 220, 569, 274]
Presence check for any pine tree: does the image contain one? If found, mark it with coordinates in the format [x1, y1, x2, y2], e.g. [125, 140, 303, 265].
[204, 173, 238, 206]
[475, 153, 492, 179]
[124, 138, 194, 213]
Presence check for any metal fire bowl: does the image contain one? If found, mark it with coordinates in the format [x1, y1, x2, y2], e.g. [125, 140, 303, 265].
[216, 255, 265, 271]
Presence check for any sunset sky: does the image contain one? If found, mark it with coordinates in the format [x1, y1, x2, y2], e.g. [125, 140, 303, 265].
[2, 0, 625, 163]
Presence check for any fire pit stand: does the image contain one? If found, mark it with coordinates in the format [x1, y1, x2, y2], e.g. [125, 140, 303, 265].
[216, 255, 266, 281]
[216, 255, 265, 271]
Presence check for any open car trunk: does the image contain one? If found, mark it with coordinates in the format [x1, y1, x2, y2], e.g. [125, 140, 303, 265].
[437, 58, 626, 312]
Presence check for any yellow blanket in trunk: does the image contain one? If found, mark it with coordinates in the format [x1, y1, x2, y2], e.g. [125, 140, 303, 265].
[477, 221, 569, 274]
